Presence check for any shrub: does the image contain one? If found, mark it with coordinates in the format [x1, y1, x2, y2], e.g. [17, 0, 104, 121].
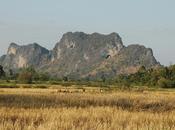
[18, 71, 33, 84]
[158, 78, 175, 88]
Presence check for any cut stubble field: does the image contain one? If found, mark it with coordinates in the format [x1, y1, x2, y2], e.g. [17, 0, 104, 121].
[0, 87, 175, 130]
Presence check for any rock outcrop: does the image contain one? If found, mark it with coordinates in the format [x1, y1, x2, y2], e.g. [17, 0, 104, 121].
[0, 32, 160, 79]
[0, 43, 51, 69]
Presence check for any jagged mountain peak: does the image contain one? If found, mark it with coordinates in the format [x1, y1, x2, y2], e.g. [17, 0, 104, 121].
[9, 42, 19, 47]
[8, 43, 20, 55]
[0, 32, 160, 79]
[4, 42, 51, 69]
[55, 32, 124, 50]
[53, 32, 124, 62]
[61, 32, 122, 43]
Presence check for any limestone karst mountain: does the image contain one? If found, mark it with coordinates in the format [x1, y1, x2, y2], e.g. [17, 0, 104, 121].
[0, 32, 160, 79]
[0, 43, 51, 69]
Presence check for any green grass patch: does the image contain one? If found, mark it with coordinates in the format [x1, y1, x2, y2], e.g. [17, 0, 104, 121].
[0, 84, 19, 88]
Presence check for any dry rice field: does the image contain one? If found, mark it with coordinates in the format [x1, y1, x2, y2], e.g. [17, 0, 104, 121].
[0, 87, 175, 130]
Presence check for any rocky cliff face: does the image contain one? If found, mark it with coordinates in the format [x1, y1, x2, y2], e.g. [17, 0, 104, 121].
[0, 32, 160, 79]
[0, 43, 51, 69]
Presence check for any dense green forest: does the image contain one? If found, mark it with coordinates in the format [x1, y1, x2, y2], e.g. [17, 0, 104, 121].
[0, 64, 175, 88]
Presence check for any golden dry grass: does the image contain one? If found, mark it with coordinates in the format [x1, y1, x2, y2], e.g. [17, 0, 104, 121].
[0, 88, 175, 130]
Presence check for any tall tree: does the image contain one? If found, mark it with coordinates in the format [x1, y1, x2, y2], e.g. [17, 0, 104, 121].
[0, 65, 5, 78]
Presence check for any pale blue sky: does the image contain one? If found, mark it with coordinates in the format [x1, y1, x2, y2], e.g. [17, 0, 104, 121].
[0, 0, 175, 65]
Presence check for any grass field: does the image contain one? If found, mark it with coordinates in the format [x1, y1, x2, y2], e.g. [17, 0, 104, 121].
[0, 86, 175, 130]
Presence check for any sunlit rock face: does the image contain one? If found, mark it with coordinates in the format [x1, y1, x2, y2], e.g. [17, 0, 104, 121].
[0, 32, 160, 79]
[18, 55, 27, 68]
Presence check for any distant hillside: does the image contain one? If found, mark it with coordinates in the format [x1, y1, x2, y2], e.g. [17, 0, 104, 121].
[0, 32, 160, 79]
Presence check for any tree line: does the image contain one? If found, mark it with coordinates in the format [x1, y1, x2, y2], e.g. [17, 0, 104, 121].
[0, 64, 175, 88]
[115, 65, 175, 88]
[0, 65, 50, 84]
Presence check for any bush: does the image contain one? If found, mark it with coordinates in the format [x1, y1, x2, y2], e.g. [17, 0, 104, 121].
[38, 73, 50, 81]
[158, 78, 175, 88]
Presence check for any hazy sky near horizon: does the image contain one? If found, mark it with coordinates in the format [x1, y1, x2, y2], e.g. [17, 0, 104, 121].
[0, 0, 175, 65]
